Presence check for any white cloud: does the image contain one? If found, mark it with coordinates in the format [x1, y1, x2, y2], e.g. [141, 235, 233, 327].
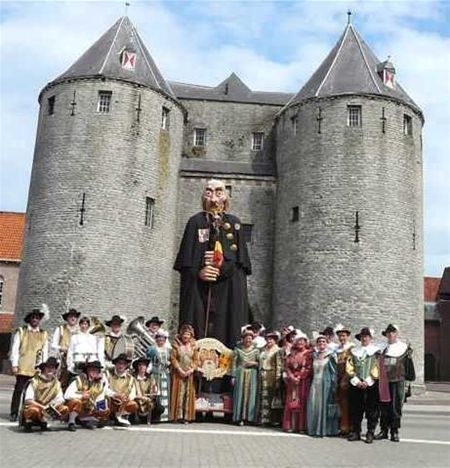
[0, 0, 449, 275]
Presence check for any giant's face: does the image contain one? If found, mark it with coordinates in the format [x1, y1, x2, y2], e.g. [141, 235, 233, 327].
[202, 180, 229, 214]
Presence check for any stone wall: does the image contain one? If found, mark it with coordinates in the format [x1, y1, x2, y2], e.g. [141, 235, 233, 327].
[274, 95, 424, 381]
[15, 78, 184, 329]
[180, 99, 280, 165]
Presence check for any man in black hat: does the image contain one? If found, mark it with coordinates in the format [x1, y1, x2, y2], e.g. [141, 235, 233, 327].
[346, 327, 380, 443]
[22, 357, 69, 432]
[132, 357, 161, 424]
[145, 316, 165, 341]
[64, 360, 112, 431]
[104, 315, 125, 368]
[51, 308, 80, 389]
[376, 324, 415, 442]
[9, 308, 48, 422]
[106, 353, 138, 427]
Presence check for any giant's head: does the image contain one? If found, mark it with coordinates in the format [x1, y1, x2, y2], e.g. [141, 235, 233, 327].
[202, 179, 229, 214]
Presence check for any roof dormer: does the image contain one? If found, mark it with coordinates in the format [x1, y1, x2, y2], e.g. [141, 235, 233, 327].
[377, 57, 396, 89]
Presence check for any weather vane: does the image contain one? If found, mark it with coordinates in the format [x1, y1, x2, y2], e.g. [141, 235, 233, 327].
[347, 9, 352, 25]
[125, 2, 130, 16]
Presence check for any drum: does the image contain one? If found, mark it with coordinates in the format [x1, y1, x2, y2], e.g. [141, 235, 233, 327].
[111, 335, 135, 361]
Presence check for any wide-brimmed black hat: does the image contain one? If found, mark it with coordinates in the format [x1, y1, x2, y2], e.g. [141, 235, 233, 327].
[355, 327, 373, 341]
[321, 326, 335, 336]
[83, 360, 103, 371]
[132, 357, 150, 372]
[105, 315, 125, 327]
[382, 324, 399, 336]
[61, 308, 81, 320]
[37, 357, 59, 371]
[112, 353, 132, 365]
[145, 316, 165, 327]
[24, 308, 45, 323]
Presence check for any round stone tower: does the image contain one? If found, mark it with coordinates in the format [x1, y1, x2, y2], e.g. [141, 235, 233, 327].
[16, 17, 185, 328]
[273, 23, 424, 380]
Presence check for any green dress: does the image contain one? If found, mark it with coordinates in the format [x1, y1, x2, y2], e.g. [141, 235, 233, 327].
[232, 343, 260, 423]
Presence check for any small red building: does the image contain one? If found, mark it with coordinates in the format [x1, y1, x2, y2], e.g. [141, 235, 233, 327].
[0, 212, 25, 371]
[424, 270, 450, 381]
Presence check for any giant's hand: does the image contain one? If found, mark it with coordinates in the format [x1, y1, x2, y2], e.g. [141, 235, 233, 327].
[199, 265, 220, 282]
[203, 250, 215, 265]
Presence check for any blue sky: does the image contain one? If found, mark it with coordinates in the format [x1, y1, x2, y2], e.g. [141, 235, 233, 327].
[0, 0, 449, 277]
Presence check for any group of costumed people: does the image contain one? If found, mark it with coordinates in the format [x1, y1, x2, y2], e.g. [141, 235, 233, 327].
[9, 309, 174, 431]
[8, 180, 415, 441]
[9, 307, 415, 444]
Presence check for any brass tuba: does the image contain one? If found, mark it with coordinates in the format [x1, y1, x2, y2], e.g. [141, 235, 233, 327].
[126, 316, 156, 358]
[89, 317, 106, 336]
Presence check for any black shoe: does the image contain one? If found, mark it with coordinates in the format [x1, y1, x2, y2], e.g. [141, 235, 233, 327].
[347, 432, 361, 441]
[39, 422, 51, 432]
[9, 414, 18, 422]
[365, 432, 374, 444]
[391, 431, 400, 442]
[375, 430, 388, 440]
[85, 421, 96, 430]
[97, 421, 106, 429]
[24, 422, 33, 433]
[68, 423, 77, 432]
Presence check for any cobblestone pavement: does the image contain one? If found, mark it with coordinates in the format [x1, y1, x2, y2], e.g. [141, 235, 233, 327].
[0, 375, 449, 468]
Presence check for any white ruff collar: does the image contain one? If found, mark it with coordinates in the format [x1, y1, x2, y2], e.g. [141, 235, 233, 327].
[337, 342, 354, 352]
[384, 340, 408, 357]
[352, 343, 379, 358]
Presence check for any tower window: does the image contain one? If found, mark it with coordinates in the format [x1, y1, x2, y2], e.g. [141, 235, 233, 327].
[347, 105, 362, 127]
[242, 224, 253, 243]
[252, 132, 264, 151]
[403, 114, 412, 136]
[97, 91, 112, 113]
[47, 96, 55, 115]
[291, 115, 298, 135]
[145, 197, 155, 228]
[194, 128, 206, 147]
[291, 206, 299, 222]
[225, 185, 232, 198]
[161, 107, 170, 130]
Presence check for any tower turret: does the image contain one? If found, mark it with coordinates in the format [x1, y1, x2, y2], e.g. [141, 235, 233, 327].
[273, 21, 424, 381]
[16, 17, 185, 327]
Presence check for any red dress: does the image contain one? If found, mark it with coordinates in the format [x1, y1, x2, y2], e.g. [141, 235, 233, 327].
[282, 347, 312, 432]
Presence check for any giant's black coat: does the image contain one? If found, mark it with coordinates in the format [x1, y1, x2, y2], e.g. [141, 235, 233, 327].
[174, 212, 252, 348]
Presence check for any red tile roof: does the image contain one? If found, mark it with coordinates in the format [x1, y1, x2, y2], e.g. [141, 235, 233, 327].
[424, 277, 441, 303]
[0, 313, 14, 333]
[0, 212, 25, 261]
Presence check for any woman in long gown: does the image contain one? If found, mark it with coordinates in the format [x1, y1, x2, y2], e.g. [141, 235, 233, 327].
[259, 331, 283, 425]
[232, 330, 260, 426]
[170, 324, 198, 423]
[282, 334, 312, 432]
[147, 330, 171, 422]
[307, 335, 339, 437]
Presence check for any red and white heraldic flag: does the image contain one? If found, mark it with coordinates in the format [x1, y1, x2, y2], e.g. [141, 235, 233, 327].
[122, 51, 137, 70]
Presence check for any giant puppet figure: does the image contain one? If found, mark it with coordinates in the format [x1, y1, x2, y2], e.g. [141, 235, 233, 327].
[174, 180, 252, 348]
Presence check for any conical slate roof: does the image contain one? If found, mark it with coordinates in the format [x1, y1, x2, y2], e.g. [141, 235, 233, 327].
[289, 23, 420, 112]
[53, 16, 176, 100]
